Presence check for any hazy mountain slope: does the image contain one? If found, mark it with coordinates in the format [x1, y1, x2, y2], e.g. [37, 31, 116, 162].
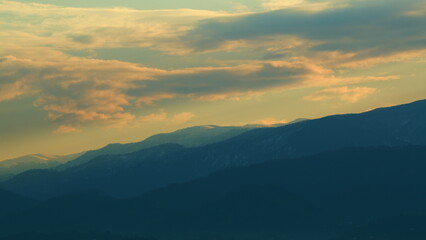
[2, 146, 426, 240]
[0, 152, 84, 181]
[1, 144, 186, 199]
[3, 100, 426, 199]
[59, 125, 255, 169]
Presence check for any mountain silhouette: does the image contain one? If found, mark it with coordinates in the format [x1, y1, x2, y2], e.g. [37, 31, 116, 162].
[3, 99, 426, 199]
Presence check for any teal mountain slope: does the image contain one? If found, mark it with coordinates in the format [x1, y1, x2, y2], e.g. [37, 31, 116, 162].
[58, 125, 258, 169]
[0, 152, 84, 181]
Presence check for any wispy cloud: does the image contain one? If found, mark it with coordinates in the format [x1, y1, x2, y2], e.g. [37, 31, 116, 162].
[54, 125, 82, 134]
[304, 86, 377, 103]
[261, 0, 345, 12]
[138, 111, 168, 123]
[171, 112, 195, 124]
[135, 111, 194, 126]
[0, 1, 236, 55]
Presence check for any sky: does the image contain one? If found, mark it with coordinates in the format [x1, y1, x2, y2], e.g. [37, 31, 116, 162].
[1, 0, 426, 160]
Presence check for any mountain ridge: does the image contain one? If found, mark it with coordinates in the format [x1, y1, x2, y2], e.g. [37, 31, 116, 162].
[3, 99, 426, 199]
[0, 152, 84, 181]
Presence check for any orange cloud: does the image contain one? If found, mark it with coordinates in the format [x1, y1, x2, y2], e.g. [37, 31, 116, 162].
[0, 81, 28, 102]
[252, 118, 288, 126]
[54, 125, 82, 134]
[1, 55, 393, 130]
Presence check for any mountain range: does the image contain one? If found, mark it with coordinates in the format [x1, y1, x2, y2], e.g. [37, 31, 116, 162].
[1, 99, 426, 239]
[3, 100, 426, 199]
[0, 124, 270, 193]
[58, 124, 260, 170]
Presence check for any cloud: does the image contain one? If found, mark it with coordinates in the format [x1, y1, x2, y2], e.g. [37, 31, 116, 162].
[0, 1, 407, 131]
[0, 81, 28, 102]
[54, 125, 82, 134]
[4, 0, 425, 66]
[261, 0, 344, 12]
[127, 61, 334, 103]
[184, 0, 426, 66]
[0, 1, 239, 55]
[0, 55, 160, 128]
[136, 111, 194, 126]
[138, 111, 168, 123]
[1, 54, 392, 130]
[304, 86, 377, 103]
[171, 112, 195, 124]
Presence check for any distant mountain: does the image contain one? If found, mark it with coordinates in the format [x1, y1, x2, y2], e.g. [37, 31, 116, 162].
[59, 125, 257, 169]
[331, 216, 426, 240]
[0, 153, 84, 181]
[3, 146, 426, 240]
[3, 99, 426, 199]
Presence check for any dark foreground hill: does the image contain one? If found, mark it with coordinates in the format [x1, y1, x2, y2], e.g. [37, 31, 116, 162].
[331, 216, 426, 240]
[2, 145, 426, 240]
[0, 188, 36, 217]
[3, 100, 426, 199]
[0, 232, 155, 240]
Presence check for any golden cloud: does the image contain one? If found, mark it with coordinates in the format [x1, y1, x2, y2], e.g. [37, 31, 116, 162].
[54, 125, 82, 134]
[261, 0, 346, 12]
[304, 86, 377, 103]
[138, 112, 168, 123]
[0, 1, 240, 55]
[0, 54, 393, 131]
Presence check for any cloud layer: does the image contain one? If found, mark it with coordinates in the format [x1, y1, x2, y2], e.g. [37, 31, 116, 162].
[1, 0, 424, 132]
[184, 0, 426, 67]
[3, 55, 367, 130]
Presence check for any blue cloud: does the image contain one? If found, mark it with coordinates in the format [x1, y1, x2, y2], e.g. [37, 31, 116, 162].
[184, 0, 426, 61]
